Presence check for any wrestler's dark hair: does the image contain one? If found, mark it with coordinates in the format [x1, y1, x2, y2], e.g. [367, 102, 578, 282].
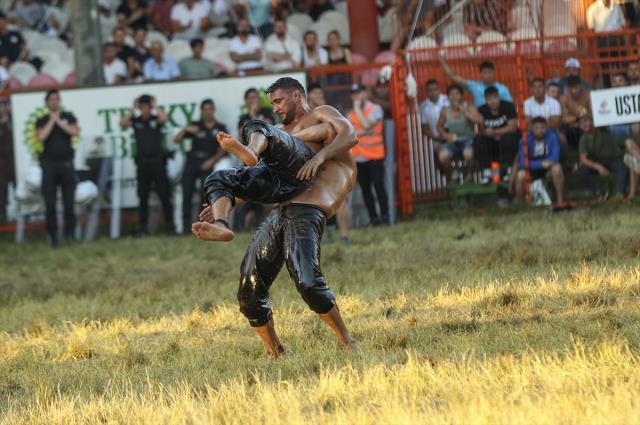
[200, 98, 214, 109]
[266, 77, 306, 97]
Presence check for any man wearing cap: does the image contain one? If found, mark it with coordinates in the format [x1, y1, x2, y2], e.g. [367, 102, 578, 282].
[348, 83, 389, 225]
[548, 58, 592, 96]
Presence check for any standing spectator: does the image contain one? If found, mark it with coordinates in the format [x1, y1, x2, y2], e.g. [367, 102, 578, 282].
[150, 0, 175, 37]
[143, 41, 181, 81]
[463, 0, 512, 41]
[576, 114, 629, 197]
[0, 101, 13, 223]
[439, 54, 513, 107]
[35, 89, 80, 247]
[587, 0, 626, 87]
[301, 30, 328, 68]
[327, 30, 352, 65]
[174, 99, 227, 233]
[117, 0, 150, 31]
[627, 61, 640, 85]
[170, 0, 210, 41]
[0, 12, 27, 67]
[513, 117, 567, 206]
[475, 86, 519, 178]
[547, 82, 561, 101]
[179, 38, 217, 80]
[237, 87, 274, 131]
[420, 78, 450, 148]
[437, 84, 483, 179]
[120, 95, 174, 235]
[625, 124, 640, 199]
[548, 58, 592, 95]
[229, 18, 264, 72]
[264, 18, 301, 72]
[102, 42, 127, 85]
[524, 78, 562, 130]
[560, 75, 592, 149]
[112, 26, 136, 63]
[348, 83, 389, 226]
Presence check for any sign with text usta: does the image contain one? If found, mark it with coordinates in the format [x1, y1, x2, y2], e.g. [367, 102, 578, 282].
[591, 86, 640, 127]
[11, 73, 305, 208]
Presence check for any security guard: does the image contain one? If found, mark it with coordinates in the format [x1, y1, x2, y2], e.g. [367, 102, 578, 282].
[35, 89, 80, 247]
[174, 99, 227, 233]
[120, 94, 174, 235]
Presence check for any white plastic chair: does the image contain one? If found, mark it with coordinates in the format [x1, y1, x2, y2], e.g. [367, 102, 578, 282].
[477, 31, 509, 53]
[41, 60, 74, 83]
[408, 35, 437, 50]
[335, 1, 348, 19]
[166, 39, 192, 61]
[147, 30, 169, 49]
[286, 22, 303, 44]
[318, 11, 350, 43]
[9, 61, 37, 86]
[441, 33, 475, 58]
[378, 9, 395, 43]
[287, 13, 313, 32]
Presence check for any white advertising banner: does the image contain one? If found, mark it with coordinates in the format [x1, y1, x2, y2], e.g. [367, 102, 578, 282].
[11, 73, 306, 208]
[591, 86, 640, 127]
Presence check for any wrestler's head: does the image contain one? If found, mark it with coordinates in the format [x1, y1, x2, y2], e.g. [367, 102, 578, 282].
[266, 77, 306, 125]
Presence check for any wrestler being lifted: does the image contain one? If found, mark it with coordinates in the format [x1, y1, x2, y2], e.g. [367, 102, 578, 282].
[193, 77, 358, 356]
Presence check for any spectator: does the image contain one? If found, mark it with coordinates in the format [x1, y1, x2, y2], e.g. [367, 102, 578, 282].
[609, 73, 631, 142]
[97, 0, 112, 17]
[420, 78, 450, 145]
[548, 58, 592, 95]
[174, 98, 227, 233]
[170, 0, 210, 41]
[143, 41, 181, 81]
[547, 82, 561, 101]
[475, 86, 519, 179]
[117, 0, 150, 31]
[524, 78, 562, 130]
[243, 0, 273, 36]
[35, 89, 80, 247]
[229, 18, 264, 72]
[513, 117, 566, 206]
[237, 87, 274, 131]
[0, 12, 28, 67]
[102, 42, 127, 85]
[627, 61, 640, 85]
[10, 0, 56, 35]
[0, 101, 12, 223]
[439, 54, 513, 107]
[560, 75, 592, 149]
[327, 30, 352, 65]
[179, 38, 217, 80]
[587, 0, 626, 87]
[264, 18, 301, 72]
[576, 113, 629, 197]
[463, 0, 512, 41]
[625, 124, 640, 199]
[123, 28, 150, 83]
[348, 83, 389, 226]
[112, 26, 136, 63]
[150, 0, 175, 37]
[120, 94, 174, 235]
[308, 0, 334, 21]
[301, 30, 328, 68]
[437, 84, 483, 179]
[307, 82, 325, 109]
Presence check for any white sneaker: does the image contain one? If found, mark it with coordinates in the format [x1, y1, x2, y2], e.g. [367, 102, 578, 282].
[624, 153, 640, 174]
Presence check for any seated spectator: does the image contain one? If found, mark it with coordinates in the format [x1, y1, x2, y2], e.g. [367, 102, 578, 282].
[122, 28, 150, 83]
[143, 41, 181, 81]
[547, 82, 561, 101]
[179, 38, 217, 80]
[576, 114, 629, 197]
[463, 0, 511, 41]
[0, 12, 28, 67]
[420, 78, 450, 145]
[150, 0, 175, 37]
[475, 86, 519, 179]
[237, 87, 274, 132]
[560, 75, 592, 149]
[627, 61, 640, 86]
[609, 73, 631, 142]
[436, 84, 483, 180]
[548, 58, 592, 96]
[170, 0, 210, 41]
[117, 0, 150, 31]
[301, 30, 328, 68]
[625, 124, 640, 199]
[327, 30, 352, 65]
[307, 82, 325, 109]
[112, 26, 136, 62]
[513, 117, 566, 206]
[308, 0, 334, 21]
[587, 0, 625, 33]
[102, 42, 127, 85]
[439, 54, 513, 107]
[229, 18, 263, 72]
[524, 78, 562, 130]
[264, 18, 301, 72]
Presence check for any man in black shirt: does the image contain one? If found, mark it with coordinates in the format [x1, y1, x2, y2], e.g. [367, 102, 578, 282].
[0, 12, 27, 66]
[35, 89, 80, 247]
[475, 86, 519, 178]
[120, 94, 174, 235]
[112, 26, 136, 63]
[174, 99, 227, 233]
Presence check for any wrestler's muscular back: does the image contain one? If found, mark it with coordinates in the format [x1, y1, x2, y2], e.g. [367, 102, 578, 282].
[283, 108, 357, 217]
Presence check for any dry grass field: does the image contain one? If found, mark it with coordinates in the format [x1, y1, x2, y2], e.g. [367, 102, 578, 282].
[1, 204, 640, 424]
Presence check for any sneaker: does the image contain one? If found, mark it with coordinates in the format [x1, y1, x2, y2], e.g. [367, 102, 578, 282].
[624, 153, 640, 174]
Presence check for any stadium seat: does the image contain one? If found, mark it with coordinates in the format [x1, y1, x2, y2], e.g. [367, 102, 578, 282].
[27, 73, 58, 88]
[21, 29, 46, 49]
[318, 10, 347, 27]
[377, 9, 395, 43]
[9, 61, 37, 86]
[407, 35, 437, 50]
[361, 69, 380, 88]
[286, 22, 303, 43]
[374, 50, 396, 64]
[63, 72, 76, 87]
[441, 33, 474, 59]
[34, 37, 69, 58]
[166, 39, 192, 61]
[351, 52, 368, 64]
[477, 44, 509, 57]
[287, 13, 313, 32]
[31, 49, 62, 65]
[511, 28, 541, 54]
[41, 60, 73, 83]
[100, 14, 118, 40]
[335, 1, 348, 18]
[147, 30, 169, 48]
[318, 11, 350, 43]
[476, 31, 509, 56]
[512, 5, 539, 31]
[8, 76, 23, 90]
[203, 40, 235, 72]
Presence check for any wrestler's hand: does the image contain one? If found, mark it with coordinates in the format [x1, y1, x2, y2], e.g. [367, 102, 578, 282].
[297, 153, 326, 180]
[198, 203, 214, 223]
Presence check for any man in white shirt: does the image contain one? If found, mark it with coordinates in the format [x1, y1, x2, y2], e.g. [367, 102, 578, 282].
[419, 79, 449, 143]
[524, 78, 561, 130]
[264, 18, 301, 72]
[171, 0, 211, 41]
[301, 30, 328, 68]
[102, 42, 127, 85]
[587, 0, 625, 32]
[229, 17, 263, 71]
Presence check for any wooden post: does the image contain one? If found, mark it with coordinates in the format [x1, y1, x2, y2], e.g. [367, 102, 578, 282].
[69, 0, 103, 86]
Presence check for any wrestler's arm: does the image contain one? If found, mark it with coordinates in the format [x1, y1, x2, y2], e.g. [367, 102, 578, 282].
[297, 105, 357, 180]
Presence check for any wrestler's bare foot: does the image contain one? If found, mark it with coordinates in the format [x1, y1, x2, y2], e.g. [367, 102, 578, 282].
[217, 132, 258, 166]
[342, 337, 359, 350]
[191, 221, 235, 242]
